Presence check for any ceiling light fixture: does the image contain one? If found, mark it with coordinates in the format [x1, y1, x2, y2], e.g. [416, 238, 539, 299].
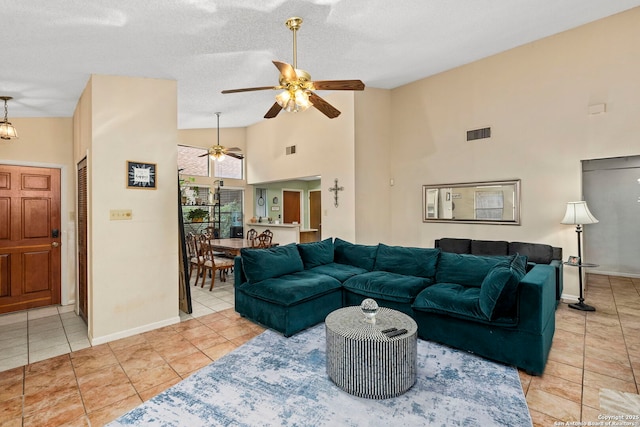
[210, 112, 225, 161]
[0, 96, 18, 140]
[274, 17, 313, 114]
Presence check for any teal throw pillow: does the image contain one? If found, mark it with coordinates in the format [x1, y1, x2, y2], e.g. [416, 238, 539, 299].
[240, 243, 304, 283]
[479, 254, 527, 320]
[333, 238, 378, 271]
[435, 252, 514, 287]
[373, 244, 440, 278]
[297, 238, 334, 269]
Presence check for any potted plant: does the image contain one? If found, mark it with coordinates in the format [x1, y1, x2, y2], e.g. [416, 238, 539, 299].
[187, 208, 209, 223]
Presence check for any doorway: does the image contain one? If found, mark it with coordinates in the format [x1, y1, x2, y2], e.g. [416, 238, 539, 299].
[0, 164, 62, 314]
[309, 190, 322, 235]
[582, 156, 640, 277]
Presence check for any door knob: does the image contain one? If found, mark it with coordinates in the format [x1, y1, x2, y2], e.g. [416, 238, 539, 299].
[51, 242, 59, 248]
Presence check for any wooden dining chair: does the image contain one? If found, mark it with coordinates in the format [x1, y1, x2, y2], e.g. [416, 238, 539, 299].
[254, 232, 273, 248]
[199, 234, 235, 291]
[186, 233, 205, 287]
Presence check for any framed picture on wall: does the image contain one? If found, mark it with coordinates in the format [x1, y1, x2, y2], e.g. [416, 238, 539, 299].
[126, 161, 157, 189]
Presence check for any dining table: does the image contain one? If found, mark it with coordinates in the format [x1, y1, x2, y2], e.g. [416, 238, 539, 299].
[205, 238, 278, 257]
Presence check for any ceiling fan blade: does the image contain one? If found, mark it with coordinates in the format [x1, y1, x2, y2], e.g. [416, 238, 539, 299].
[225, 147, 242, 152]
[221, 86, 279, 94]
[273, 61, 297, 82]
[308, 92, 341, 119]
[264, 102, 283, 119]
[312, 80, 365, 91]
[227, 152, 244, 160]
[198, 153, 210, 157]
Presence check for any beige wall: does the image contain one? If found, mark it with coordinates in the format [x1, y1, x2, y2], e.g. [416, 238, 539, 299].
[0, 117, 76, 305]
[246, 92, 357, 242]
[354, 88, 392, 245]
[382, 8, 640, 299]
[76, 75, 180, 344]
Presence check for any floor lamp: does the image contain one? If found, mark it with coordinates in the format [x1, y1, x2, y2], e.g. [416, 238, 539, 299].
[561, 201, 599, 311]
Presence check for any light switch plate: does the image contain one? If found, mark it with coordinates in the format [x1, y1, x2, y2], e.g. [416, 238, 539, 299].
[110, 209, 132, 220]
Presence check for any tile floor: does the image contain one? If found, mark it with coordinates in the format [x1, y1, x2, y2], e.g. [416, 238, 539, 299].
[0, 273, 638, 426]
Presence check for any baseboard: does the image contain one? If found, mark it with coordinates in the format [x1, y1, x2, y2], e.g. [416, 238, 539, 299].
[589, 269, 640, 279]
[560, 293, 579, 304]
[89, 316, 181, 346]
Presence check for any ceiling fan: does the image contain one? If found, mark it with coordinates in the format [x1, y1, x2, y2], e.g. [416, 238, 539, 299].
[198, 112, 244, 161]
[222, 17, 365, 119]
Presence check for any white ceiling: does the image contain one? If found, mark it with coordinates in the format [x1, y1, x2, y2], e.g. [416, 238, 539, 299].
[2, 1, 639, 129]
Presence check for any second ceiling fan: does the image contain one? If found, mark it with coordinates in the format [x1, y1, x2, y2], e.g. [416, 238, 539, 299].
[199, 112, 243, 161]
[222, 17, 365, 119]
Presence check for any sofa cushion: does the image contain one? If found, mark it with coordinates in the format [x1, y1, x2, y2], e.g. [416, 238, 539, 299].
[297, 238, 334, 269]
[412, 283, 486, 321]
[237, 270, 341, 307]
[373, 244, 440, 278]
[342, 271, 433, 303]
[307, 263, 368, 282]
[508, 241, 553, 264]
[437, 238, 471, 254]
[479, 255, 527, 320]
[333, 238, 378, 271]
[471, 240, 509, 256]
[240, 243, 304, 283]
[435, 252, 514, 288]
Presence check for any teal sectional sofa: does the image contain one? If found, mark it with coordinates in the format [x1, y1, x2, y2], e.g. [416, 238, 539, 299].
[234, 237, 557, 374]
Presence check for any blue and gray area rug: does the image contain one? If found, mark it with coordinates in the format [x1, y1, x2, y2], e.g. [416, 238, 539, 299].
[109, 324, 532, 426]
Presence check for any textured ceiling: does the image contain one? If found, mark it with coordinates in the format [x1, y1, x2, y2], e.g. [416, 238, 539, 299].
[2, 1, 639, 128]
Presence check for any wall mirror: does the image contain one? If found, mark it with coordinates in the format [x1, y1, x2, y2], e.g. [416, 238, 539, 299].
[422, 179, 521, 225]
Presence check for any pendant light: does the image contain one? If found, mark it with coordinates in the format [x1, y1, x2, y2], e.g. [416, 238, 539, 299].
[0, 96, 18, 140]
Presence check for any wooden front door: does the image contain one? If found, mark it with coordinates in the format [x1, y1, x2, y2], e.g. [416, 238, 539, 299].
[0, 165, 61, 314]
[283, 191, 301, 224]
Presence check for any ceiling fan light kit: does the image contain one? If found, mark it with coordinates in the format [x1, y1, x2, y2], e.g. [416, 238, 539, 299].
[222, 17, 365, 119]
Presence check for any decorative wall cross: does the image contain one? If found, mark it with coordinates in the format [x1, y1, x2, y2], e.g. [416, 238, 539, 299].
[328, 178, 344, 207]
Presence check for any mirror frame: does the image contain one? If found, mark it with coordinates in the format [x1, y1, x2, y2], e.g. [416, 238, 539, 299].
[422, 179, 521, 225]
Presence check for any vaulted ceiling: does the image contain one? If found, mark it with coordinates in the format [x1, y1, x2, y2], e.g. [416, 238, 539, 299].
[2, 1, 639, 128]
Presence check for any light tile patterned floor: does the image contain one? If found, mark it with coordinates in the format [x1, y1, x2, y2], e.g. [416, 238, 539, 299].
[0, 274, 638, 426]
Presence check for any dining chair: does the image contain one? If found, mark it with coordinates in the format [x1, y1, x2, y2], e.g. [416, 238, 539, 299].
[199, 234, 235, 291]
[186, 233, 205, 287]
[254, 232, 273, 248]
[262, 229, 274, 239]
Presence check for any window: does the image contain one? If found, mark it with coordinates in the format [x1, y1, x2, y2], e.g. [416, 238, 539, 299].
[214, 156, 243, 180]
[178, 145, 209, 177]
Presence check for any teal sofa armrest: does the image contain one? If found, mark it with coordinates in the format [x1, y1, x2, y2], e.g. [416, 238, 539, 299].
[549, 259, 563, 303]
[234, 256, 246, 285]
[517, 264, 557, 334]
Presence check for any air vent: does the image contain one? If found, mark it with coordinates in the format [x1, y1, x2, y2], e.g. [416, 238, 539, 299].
[466, 127, 491, 141]
[286, 145, 297, 155]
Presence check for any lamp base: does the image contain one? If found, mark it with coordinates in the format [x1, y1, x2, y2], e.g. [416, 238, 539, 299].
[568, 302, 596, 312]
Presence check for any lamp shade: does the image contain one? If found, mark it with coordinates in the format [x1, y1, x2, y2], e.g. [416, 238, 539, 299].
[561, 201, 599, 225]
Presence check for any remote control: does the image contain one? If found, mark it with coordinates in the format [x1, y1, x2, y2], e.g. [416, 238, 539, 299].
[385, 328, 408, 338]
[381, 327, 397, 334]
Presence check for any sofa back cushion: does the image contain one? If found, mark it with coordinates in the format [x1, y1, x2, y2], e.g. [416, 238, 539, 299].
[240, 243, 304, 283]
[508, 241, 553, 264]
[297, 238, 334, 269]
[374, 244, 440, 278]
[471, 240, 509, 256]
[436, 238, 471, 254]
[479, 255, 528, 320]
[435, 252, 514, 287]
[334, 238, 378, 271]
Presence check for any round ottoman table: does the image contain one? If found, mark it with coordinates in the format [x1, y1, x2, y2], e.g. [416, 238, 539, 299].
[325, 305, 417, 399]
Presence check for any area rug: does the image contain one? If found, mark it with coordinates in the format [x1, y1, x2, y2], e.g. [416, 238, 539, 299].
[109, 324, 532, 426]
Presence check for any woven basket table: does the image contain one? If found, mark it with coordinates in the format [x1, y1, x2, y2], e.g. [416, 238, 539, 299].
[325, 306, 417, 399]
